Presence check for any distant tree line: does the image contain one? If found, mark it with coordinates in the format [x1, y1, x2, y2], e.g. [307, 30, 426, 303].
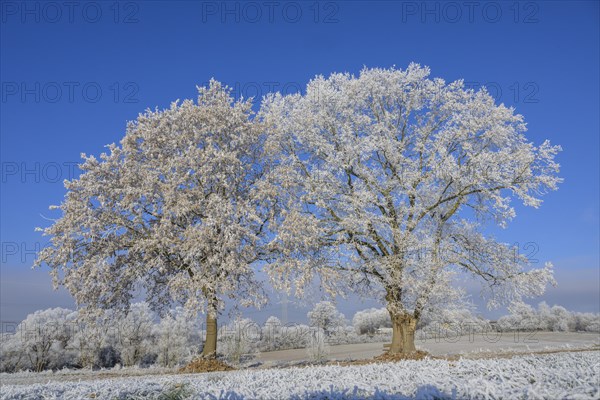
[1, 301, 597, 373]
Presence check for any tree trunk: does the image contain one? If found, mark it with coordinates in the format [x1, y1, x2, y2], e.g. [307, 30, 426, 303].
[388, 311, 417, 354]
[201, 299, 218, 358]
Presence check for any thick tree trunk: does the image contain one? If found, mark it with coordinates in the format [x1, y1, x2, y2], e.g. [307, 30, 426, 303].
[201, 299, 218, 358]
[388, 311, 417, 354]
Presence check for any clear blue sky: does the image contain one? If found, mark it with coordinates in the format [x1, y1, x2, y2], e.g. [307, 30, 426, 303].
[1, 1, 598, 324]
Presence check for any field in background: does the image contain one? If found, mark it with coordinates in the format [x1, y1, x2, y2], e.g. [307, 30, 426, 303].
[257, 331, 600, 366]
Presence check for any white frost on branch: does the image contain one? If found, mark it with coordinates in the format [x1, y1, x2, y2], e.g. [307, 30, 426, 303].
[35, 80, 273, 318]
[261, 64, 561, 319]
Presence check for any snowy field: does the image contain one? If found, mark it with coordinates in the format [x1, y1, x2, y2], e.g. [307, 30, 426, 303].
[1, 332, 599, 399]
[258, 331, 600, 366]
[1, 351, 599, 399]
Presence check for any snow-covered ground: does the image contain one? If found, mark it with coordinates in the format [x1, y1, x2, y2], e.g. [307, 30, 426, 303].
[1, 351, 599, 399]
[1, 332, 598, 386]
[1, 332, 598, 398]
[258, 331, 600, 366]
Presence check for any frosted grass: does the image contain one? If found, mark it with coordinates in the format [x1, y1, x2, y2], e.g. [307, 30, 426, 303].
[1, 351, 598, 399]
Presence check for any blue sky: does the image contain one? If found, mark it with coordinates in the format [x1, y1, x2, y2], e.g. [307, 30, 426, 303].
[1, 1, 598, 324]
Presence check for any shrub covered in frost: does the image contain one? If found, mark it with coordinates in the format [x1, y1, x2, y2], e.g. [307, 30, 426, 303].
[417, 307, 491, 339]
[0, 333, 26, 373]
[257, 322, 312, 352]
[70, 309, 122, 368]
[218, 317, 260, 365]
[306, 328, 330, 362]
[154, 307, 199, 367]
[307, 302, 347, 335]
[352, 308, 391, 335]
[4, 308, 78, 372]
[114, 303, 156, 367]
[497, 302, 600, 332]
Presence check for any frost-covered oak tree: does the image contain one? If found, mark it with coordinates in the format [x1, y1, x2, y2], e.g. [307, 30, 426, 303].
[261, 64, 561, 354]
[35, 81, 273, 358]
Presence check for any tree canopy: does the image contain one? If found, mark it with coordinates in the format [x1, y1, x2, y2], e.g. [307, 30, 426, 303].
[36, 65, 562, 355]
[261, 64, 561, 352]
[36, 81, 275, 356]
